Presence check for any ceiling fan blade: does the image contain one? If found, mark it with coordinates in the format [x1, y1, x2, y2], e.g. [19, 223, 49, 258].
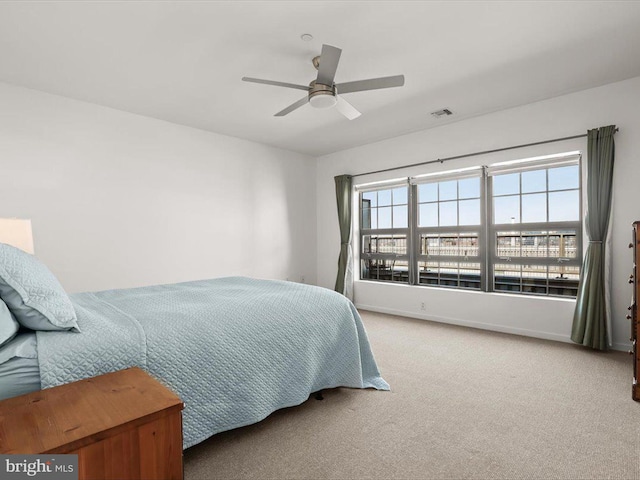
[274, 96, 309, 117]
[336, 75, 405, 94]
[242, 77, 309, 91]
[335, 95, 361, 120]
[316, 44, 342, 86]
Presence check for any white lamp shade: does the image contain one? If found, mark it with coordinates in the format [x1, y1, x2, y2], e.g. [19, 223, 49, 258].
[0, 218, 35, 254]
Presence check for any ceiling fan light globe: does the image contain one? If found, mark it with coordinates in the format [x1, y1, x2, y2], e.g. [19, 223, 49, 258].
[309, 93, 337, 109]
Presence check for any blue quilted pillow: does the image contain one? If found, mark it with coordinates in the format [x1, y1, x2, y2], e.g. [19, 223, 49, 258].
[0, 243, 79, 332]
[0, 298, 19, 347]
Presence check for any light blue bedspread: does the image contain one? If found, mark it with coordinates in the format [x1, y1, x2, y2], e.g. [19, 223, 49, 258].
[36, 277, 389, 448]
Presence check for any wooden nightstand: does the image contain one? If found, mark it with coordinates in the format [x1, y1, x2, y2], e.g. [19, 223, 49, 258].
[0, 367, 184, 480]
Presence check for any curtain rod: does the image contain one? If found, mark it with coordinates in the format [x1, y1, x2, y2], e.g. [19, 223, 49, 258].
[351, 128, 619, 178]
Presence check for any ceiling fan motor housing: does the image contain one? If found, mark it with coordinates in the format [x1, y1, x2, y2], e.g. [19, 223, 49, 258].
[308, 81, 337, 108]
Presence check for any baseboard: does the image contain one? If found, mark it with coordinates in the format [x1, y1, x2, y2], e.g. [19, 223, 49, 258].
[356, 303, 630, 352]
[612, 341, 632, 352]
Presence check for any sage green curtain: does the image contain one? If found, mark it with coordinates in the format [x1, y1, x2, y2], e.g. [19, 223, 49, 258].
[334, 175, 354, 299]
[571, 125, 616, 350]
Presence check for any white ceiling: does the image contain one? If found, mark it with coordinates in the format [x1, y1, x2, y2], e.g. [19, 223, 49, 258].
[1, 1, 640, 157]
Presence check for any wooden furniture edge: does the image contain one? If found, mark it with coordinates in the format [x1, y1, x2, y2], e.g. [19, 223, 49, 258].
[42, 403, 184, 454]
[0, 367, 184, 454]
[632, 222, 639, 402]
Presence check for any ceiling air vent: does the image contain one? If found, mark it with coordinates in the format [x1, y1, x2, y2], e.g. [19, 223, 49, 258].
[431, 108, 453, 118]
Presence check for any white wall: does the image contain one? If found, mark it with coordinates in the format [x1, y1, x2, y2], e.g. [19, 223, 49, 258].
[317, 75, 640, 351]
[0, 82, 317, 293]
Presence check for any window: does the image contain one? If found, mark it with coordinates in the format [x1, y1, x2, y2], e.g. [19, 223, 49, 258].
[415, 173, 483, 290]
[358, 152, 582, 298]
[488, 159, 581, 296]
[360, 185, 409, 283]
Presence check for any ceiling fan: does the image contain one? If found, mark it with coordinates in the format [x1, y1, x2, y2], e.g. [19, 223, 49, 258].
[242, 44, 405, 120]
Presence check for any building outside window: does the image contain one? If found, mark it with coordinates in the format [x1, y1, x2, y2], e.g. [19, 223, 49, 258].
[358, 152, 582, 298]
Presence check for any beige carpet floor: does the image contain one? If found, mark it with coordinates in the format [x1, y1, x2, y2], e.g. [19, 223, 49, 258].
[184, 310, 640, 480]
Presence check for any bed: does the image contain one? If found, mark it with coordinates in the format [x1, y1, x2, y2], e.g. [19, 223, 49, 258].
[0, 242, 389, 449]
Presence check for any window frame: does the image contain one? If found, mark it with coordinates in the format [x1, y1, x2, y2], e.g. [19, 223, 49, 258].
[356, 152, 582, 298]
[486, 155, 583, 296]
[412, 170, 486, 291]
[359, 182, 411, 284]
